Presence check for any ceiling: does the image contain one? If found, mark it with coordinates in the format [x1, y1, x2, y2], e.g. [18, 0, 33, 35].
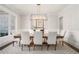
[2, 4, 68, 15]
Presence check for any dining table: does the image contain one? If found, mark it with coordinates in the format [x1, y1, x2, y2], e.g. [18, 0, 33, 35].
[14, 33, 48, 46]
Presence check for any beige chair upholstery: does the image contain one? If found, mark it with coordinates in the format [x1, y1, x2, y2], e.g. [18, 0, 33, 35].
[34, 31, 43, 45]
[20, 31, 30, 51]
[47, 32, 57, 50]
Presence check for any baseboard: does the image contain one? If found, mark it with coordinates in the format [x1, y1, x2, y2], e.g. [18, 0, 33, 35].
[64, 41, 79, 53]
[0, 41, 14, 50]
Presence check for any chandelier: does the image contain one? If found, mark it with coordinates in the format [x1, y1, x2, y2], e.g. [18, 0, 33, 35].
[31, 4, 46, 20]
[31, 4, 47, 30]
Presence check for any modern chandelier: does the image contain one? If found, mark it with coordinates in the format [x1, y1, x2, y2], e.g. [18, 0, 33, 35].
[31, 4, 46, 20]
[31, 4, 47, 30]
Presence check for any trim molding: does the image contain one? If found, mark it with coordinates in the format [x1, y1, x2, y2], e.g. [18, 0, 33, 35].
[64, 41, 79, 53]
[0, 41, 14, 50]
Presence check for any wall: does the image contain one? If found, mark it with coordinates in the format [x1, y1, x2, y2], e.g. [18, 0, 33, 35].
[47, 13, 58, 32]
[18, 14, 31, 31]
[59, 5, 79, 49]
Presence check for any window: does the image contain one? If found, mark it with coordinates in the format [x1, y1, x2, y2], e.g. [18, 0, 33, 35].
[0, 13, 16, 37]
[0, 14, 8, 37]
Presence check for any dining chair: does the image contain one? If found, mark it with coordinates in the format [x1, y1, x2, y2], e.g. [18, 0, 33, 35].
[34, 31, 43, 50]
[20, 31, 31, 51]
[58, 30, 66, 46]
[47, 32, 57, 50]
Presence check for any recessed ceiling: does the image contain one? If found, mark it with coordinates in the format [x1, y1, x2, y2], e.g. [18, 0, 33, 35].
[2, 4, 68, 15]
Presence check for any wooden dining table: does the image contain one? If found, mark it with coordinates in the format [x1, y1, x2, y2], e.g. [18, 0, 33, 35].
[14, 34, 48, 46]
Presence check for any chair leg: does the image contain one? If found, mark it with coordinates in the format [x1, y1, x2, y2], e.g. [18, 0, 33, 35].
[29, 45, 30, 51]
[47, 45, 49, 50]
[41, 45, 43, 50]
[62, 40, 64, 46]
[21, 44, 23, 51]
[33, 45, 35, 50]
[19, 41, 21, 47]
[56, 40, 57, 46]
[13, 41, 15, 47]
[54, 44, 56, 50]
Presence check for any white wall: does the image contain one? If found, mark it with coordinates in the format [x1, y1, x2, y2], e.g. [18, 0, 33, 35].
[16, 15, 21, 30]
[47, 13, 58, 32]
[59, 5, 79, 49]
[18, 14, 31, 31]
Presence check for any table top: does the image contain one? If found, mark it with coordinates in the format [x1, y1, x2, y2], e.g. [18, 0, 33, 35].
[14, 35, 48, 38]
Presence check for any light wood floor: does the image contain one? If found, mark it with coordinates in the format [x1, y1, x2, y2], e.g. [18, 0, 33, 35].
[0, 41, 78, 54]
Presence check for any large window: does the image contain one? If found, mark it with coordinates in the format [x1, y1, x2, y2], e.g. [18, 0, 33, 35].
[0, 13, 16, 37]
[0, 13, 8, 37]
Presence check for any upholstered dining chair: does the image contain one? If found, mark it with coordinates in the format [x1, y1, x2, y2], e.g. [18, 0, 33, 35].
[20, 31, 31, 51]
[34, 31, 43, 50]
[47, 32, 57, 50]
[57, 30, 66, 46]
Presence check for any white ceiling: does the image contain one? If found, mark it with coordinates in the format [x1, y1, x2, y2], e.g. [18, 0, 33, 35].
[2, 4, 68, 15]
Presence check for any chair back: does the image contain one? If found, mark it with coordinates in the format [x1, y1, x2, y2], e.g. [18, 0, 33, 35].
[60, 30, 66, 37]
[21, 31, 30, 44]
[47, 32, 57, 44]
[34, 31, 42, 45]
